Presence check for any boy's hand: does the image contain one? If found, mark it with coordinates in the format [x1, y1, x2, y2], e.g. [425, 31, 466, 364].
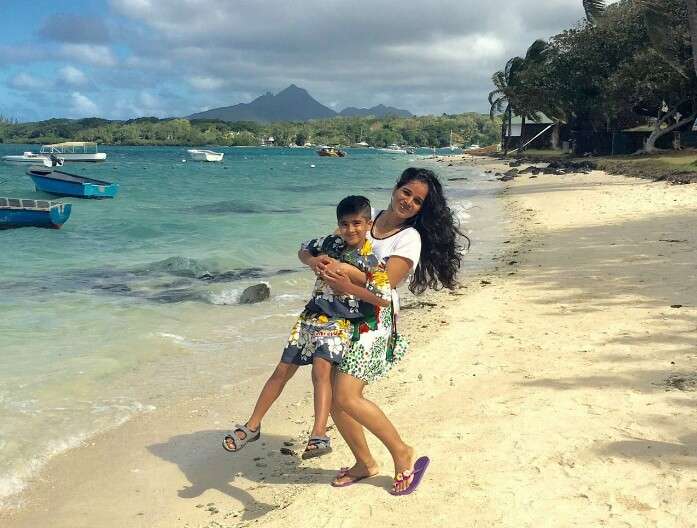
[322, 268, 351, 294]
[313, 255, 338, 275]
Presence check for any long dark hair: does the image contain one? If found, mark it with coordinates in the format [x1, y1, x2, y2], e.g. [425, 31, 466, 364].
[396, 167, 469, 294]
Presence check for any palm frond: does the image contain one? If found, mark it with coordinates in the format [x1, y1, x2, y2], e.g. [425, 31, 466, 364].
[525, 39, 549, 62]
[583, 0, 606, 22]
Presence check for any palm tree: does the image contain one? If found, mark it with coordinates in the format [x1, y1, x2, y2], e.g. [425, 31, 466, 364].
[488, 56, 525, 153]
[488, 40, 551, 152]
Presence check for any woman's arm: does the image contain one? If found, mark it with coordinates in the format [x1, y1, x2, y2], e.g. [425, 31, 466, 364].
[384, 256, 413, 289]
[298, 249, 367, 285]
[321, 269, 391, 307]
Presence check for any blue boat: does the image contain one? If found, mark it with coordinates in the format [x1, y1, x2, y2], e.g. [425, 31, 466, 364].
[0, 197, 72, 229]
[28, 167, 119, 199]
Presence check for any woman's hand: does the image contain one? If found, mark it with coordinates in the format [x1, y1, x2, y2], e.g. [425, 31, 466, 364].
[321, 267, 352, 295]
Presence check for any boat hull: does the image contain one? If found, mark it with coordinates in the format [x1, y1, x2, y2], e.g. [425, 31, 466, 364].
[0, 198, 72, 229]
[187, 150, 224, 162]
[55, 153, 107, 162]
[28, 169, 119, 199]
[2, 155, 51, 163]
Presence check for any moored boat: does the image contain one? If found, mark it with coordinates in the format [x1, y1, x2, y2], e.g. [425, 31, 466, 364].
[27, 167, 119, 199]
[187, 149, 224, 162]
[0, 197, 72, 229]
[2, 151, 64, 167]
[40, 142, 107, 162]
[378, 144, 407, 154]
[317, 146, 346, 157]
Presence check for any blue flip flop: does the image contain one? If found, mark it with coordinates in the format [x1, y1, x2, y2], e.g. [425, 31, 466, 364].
[390, 456, 430, 496]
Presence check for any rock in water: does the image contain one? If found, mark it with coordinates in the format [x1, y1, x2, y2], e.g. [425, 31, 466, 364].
[239, 283, 270, 304]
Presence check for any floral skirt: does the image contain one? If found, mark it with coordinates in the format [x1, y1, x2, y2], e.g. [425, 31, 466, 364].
[338, 303, 408, 384]
[281, 310, 353, 365]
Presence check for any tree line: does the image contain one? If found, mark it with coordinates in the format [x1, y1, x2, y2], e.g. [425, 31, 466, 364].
[489, 0, 697, 153]
[0, 113, 501, 149]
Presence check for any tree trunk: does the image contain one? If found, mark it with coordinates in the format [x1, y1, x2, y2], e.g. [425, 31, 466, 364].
[688, 0, 697, 78]
[503, 108, 512, 154]
[644, 109, 697, 153]
[519, 116, 527, 151]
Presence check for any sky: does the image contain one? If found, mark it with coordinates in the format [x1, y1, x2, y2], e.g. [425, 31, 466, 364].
[0, 0, 597, 122]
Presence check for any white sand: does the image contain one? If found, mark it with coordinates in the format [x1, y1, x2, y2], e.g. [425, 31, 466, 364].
[3, 161, 697, 527]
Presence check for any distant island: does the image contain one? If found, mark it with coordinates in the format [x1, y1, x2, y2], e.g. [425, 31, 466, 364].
[0, 82, 500, 148]
[187, 84, 413, 122]
[0, 112, 500, 149]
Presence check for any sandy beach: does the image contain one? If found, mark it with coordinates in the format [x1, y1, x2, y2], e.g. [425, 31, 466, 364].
[3, 156, 697, 527]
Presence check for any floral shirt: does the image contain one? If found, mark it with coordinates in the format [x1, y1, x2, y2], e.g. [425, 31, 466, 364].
[302, 234, 390, 319]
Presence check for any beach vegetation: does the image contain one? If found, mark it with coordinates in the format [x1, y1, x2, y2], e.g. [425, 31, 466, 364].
[492, 0, 697, 155]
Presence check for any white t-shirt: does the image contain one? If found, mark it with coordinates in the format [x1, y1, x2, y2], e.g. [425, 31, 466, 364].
[368, 210, 422, 312]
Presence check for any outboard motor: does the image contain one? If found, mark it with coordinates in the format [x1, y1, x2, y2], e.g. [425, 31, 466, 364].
[50, 154, 64, 167]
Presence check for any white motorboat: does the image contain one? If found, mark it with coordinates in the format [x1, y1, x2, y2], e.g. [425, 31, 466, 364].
[187, 149, 224, 162]
[40, 142, 107, 162]
[378, 144, 407, 154]
[2, 151, 64, 167]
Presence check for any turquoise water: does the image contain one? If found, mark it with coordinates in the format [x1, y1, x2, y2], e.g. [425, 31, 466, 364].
[0, 145, 504, 504]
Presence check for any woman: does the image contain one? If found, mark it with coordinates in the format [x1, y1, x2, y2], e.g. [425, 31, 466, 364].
[308, 167, 466, 494]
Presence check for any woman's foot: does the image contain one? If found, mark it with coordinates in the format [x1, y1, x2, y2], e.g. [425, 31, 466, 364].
[331, 461, 379, 487]
[392, 445, 415, 493]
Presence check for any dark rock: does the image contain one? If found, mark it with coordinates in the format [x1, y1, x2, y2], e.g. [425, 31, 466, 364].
[401, 301, 437, 310]
[144, 256, 212, 279]
[239, 283, 270, 304]
[280, 447, 295, 456]
[663, 374, 697, 391]
[209, 267, 265, 283]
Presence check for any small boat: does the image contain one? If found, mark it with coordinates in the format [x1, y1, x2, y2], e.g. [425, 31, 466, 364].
[27, 167, 119, 199]
[187, 149, 224, 162]
[317, 146, 346, 157]
[40, 142, 107, 162]
[2, 151, 64, 167]
[378, 144, 407, 154]
[0, 197, 72, 229]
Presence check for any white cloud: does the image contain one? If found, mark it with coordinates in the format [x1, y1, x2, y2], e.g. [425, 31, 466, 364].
[188, 76, 225, 91]
[70, 92, 99, 116]
[58, 66, 88, 86]
[8, 72, 44, 90]
[61, 44, 117, 67]
[384, 34, 506, 65]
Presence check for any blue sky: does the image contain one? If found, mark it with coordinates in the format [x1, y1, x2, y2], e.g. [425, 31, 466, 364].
[0, 0, 594, 122]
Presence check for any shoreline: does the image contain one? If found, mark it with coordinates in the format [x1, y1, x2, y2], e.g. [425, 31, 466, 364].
[4, 158, 697, 527]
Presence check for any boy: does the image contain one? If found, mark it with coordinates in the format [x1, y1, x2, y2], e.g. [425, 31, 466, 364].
[223, 196, 390, 459]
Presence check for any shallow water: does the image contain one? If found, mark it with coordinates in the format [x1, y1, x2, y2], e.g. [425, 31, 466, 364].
[0, 145, 505, 504]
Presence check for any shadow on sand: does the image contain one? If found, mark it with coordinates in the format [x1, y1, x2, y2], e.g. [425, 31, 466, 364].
[147, 429, 392, 520]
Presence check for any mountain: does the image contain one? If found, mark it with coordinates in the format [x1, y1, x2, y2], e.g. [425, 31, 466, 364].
[187, 85, 412, 122]
[188, 84, 336, 122]
[339, 104, 412, 118]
